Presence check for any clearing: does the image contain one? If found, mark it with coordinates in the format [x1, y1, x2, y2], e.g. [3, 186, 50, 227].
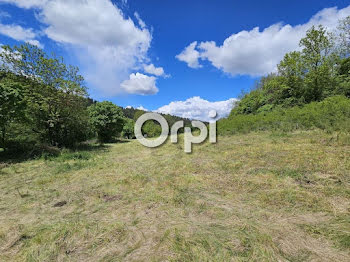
[0, 131, 349, 261]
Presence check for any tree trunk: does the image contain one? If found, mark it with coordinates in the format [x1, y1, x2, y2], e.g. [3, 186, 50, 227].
[1, 126, 6, 152]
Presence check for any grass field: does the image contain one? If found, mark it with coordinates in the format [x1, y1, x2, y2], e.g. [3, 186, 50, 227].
[0, 131, 349, 261]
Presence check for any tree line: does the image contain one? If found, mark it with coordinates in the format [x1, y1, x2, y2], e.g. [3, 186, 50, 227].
[0, 44, 189, 154]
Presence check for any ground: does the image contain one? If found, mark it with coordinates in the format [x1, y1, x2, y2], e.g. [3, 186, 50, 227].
[0, 131, 349, 261]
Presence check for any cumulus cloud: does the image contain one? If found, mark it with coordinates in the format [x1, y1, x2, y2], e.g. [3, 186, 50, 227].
[177, 6, 350, 76]
[0, 1, 42, 46]
[0, 22, 42, 47]
[156, 96, 238, 122]
[1, 0, 154, 96]
[176, 41, 202, 68]
[143, 63, 166, 76]
[121, 73, 158, 95]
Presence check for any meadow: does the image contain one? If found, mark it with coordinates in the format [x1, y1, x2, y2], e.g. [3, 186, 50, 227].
[0, 131, 349, 261]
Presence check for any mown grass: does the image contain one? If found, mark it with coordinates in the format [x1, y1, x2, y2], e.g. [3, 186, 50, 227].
[0, 131, 349, 261]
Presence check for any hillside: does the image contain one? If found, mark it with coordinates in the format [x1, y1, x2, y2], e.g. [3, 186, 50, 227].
[0, 131, 349, 261]
[121, 107, 193, 126]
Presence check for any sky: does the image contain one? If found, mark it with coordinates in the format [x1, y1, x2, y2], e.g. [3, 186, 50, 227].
[0, 0, 349, 121]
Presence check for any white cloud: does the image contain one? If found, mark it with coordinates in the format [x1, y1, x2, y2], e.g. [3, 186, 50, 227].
[0, 0, 47, 9]
[125, 105, 148, 111]
[136, 105, 148, 111]
[1, 0, 153, 96]
[176, 41, 202, 68]
[177, 6, 350, 76]
[156, 96, 238, 122]
[121, 72, 158, 95]
[143, 63, 166, 76]
[0, 22, 42, 47]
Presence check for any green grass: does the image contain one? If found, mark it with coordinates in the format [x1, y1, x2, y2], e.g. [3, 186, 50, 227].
[0, 131, 349, 261]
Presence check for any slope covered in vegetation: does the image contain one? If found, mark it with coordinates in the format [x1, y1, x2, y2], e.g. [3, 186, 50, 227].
[219, 19, 350, 135]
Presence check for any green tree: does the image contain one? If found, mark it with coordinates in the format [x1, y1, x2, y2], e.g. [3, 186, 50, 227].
[133, 110, 146, 122]
[0, 44, 86, 95]
[0, 43, 90, 148]
[122, 118, 135, 139]
[299, 25, 335, 102]
[277, 51, 306, 104]
[142, 120, 162, 138]
[0, 75, 26, 151]
[335, 57, 350, 97]
[88, 101, 125, 143]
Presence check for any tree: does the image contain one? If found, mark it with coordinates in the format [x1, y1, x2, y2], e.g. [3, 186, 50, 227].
[0, 75, 26, 151]
[0, 43, 90, 148]
[88, 102, 125, 143]
[0, 44, 86, 95]
[133, 110, 146, 122]
[277, 51, 306, 104]
[300, 26, 332, 69]
[335, 57, 350, 97]
[122, 118, 135, 139]
[142, 120, 162, 138]
[299, 25, 335, 102]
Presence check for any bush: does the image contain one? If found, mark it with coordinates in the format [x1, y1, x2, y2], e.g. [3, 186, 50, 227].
[88, 101, 125, 143]
[142, 120, 162, 138]
[218, 96, 350, 135]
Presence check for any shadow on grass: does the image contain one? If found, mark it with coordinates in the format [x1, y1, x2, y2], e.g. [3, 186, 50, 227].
[104, 138, 132, 144]
[0, 150, 33, 165]
[0, 142, 113, 165]
[115, 140, 132, 144]
[74, 143, 111, 152]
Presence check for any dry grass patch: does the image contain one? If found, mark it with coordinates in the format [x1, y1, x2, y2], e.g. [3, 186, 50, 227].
[0, 131, 349, 261]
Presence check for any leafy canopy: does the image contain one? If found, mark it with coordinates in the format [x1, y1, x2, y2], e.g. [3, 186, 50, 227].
[88, 101, 125, 143]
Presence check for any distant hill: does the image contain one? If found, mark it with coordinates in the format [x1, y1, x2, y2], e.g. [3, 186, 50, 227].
[121, 106, 195, 127]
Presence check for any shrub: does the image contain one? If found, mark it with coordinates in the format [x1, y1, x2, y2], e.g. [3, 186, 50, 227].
[88, 101, 125, 143]
[218, 96, 350, 135]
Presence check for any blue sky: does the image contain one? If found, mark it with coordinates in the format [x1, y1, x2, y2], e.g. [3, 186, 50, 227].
[0, 0, 349, 121]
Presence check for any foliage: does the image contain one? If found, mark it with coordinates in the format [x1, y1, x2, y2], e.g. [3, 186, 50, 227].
[0, 74, 26, 150]
[232, 23, 350, 116]
[142, 120, 162, 137]
[0, 43, 91, 151]
[122, 118, 135, 139]
[88, 101, 125, 143]
[123, 107, 192, 128]
[219, 96, 350, 135]
[0, 44, 86, 96]
[133, 109, 145, 122]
